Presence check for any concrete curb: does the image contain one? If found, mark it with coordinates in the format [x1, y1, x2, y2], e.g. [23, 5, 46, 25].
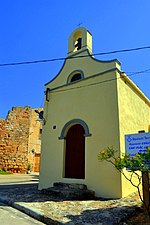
[0, 197, 58, 225]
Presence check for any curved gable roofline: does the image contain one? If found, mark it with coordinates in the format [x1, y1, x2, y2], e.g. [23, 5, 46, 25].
[45, 49, 120, 86]
[45, 58, 67, 86]
[67, 48, 121, 65]
[88, 51, 121, 65]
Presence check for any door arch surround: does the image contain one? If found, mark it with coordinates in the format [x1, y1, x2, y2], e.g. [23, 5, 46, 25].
[59, 119, 91, 179]
[59, 119, 91, 140]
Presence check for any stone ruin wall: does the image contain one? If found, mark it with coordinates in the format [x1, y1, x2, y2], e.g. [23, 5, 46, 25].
[27, 108, 43, 172]
[0, 106, 42, 173]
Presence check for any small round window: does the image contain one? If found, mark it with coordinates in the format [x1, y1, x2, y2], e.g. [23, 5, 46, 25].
[70, 73, 82, 83]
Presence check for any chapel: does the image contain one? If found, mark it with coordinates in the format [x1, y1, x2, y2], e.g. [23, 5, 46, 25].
[39, 27, 150, 198]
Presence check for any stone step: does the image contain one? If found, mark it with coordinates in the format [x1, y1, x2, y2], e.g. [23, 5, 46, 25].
[42, 182, 95, 200]
[53, 182, 87, 190]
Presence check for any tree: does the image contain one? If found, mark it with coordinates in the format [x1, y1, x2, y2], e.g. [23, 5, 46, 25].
[98, 147, 150, 218]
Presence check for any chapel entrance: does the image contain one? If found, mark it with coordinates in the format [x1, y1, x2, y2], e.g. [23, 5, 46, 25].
[65, 124, 85, 179]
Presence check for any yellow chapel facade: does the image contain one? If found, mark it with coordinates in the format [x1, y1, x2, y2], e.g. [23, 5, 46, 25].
[39, 27, 150, 198]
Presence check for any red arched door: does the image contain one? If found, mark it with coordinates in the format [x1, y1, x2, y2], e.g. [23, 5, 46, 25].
[65, 124, 85, 179]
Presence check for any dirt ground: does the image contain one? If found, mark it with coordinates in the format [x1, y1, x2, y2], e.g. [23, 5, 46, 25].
[126, 208, 150, 224]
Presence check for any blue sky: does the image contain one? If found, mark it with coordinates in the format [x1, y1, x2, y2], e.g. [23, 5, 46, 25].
[0, 1, 150, 118]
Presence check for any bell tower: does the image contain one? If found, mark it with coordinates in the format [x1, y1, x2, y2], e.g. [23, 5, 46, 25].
[68, 27, 92, 57]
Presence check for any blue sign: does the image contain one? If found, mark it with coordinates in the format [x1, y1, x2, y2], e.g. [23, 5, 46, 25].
[125, 132, 150, 156]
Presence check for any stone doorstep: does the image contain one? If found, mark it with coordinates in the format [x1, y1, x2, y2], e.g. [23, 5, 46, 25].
[53, 182, 87, 190]
[42, 182, 95, 200]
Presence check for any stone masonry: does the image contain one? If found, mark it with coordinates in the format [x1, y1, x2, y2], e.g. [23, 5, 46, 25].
[0, 106, 43, 173]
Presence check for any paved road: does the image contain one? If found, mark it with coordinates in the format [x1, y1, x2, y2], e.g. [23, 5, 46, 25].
[0, 173, 46, 224]
[0, 173, 39, 185]
[0, 202, 45, 225]
[0, 173, 39, 189]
